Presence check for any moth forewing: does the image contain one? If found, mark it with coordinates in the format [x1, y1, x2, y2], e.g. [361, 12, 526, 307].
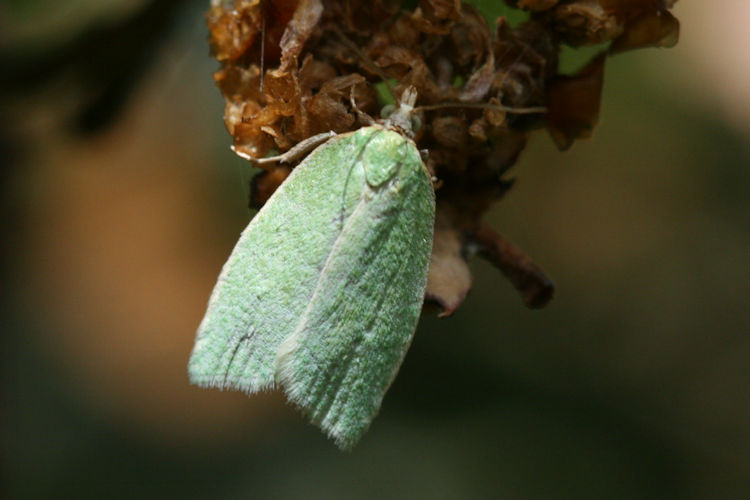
[276, 128, 434, 449]
[188, 127, 381, 392]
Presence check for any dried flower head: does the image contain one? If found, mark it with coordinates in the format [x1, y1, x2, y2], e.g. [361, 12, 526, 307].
[207, 0, 679, 314]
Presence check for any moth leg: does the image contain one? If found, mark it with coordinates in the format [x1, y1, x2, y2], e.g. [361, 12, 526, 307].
[232, 131, 337, 165]
[473, 222, 554, 308]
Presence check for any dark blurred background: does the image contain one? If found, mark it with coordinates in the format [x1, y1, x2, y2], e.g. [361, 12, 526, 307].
[3, 1, 750, 498]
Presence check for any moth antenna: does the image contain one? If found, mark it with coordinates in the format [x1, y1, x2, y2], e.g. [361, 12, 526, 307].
[416, 102, 546, 115]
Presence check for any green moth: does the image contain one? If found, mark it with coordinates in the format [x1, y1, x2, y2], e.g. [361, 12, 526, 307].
[188, 87, 434, 449]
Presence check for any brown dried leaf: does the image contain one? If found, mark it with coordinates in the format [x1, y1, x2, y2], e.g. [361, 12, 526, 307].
[458, 46, 494, 102]
[448, 4, 492, 69]
[552, 1, 624, 46]
[545, 52, 605, 150]
[374, 46, 447, 102]
[516, 0, 681, 48]
[610, 9, 680, 53]
[279, 0, 324, 70]
[207, 0, 299, 64]
[306, 90, 354, 133]
[298, 54, 338, 90]
[412, 0, 462, 35]
[207, 1, 262, 63]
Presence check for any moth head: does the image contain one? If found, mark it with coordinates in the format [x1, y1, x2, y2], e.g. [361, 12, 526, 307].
[382, 86, 421, 139]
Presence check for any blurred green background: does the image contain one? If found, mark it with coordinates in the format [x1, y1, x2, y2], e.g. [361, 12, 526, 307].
[3, 1, 750, 498]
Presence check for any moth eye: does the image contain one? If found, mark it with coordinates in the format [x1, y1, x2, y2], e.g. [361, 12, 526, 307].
[381, 104, 396, 118]
[410, 114, 422, 132]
